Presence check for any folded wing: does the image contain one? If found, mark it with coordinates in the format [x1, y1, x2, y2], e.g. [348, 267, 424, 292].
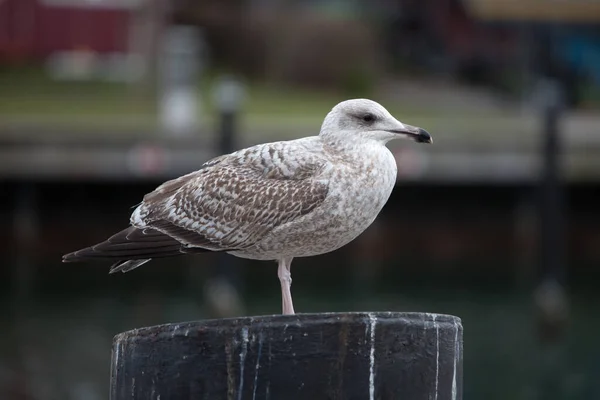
[62, 141, 330, 272]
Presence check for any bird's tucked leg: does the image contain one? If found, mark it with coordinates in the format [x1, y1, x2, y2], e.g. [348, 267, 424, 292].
[277, 257, 295, 315]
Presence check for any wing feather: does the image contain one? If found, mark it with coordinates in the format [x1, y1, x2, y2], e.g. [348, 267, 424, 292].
[133, 141, 330, 251]
[62, 140, 330, 272]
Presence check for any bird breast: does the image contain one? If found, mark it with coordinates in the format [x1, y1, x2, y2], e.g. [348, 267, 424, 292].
[329, 144, 397, 225]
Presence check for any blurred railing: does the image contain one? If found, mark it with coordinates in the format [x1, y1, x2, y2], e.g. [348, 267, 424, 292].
[1, 115, 599, 183]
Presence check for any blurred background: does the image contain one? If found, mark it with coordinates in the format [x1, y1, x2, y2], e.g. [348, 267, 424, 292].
[1, 0, 599, 399]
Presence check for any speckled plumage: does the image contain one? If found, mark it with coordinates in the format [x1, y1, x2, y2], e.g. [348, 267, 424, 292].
[129, 134, 396, 261]
[63, 99, 432, 314]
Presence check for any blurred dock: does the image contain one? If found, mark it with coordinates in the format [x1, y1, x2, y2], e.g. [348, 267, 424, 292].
[1, 108, 599, 183]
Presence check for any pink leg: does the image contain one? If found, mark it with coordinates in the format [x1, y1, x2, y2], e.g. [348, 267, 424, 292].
[277, 257, 295, 315]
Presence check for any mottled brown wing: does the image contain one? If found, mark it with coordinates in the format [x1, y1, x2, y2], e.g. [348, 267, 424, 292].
[133, 144, 330, 251]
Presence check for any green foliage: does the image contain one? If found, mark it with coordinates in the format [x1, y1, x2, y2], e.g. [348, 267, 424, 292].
[339, 66, 375, 98]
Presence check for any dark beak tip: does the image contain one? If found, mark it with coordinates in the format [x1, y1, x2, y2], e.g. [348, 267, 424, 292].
[416, 128, 433, 144]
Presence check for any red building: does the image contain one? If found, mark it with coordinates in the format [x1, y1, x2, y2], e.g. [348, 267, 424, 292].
[0, 0, 134, 62]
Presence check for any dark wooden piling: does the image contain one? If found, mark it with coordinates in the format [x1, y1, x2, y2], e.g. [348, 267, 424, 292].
[110, 312, 463, 400]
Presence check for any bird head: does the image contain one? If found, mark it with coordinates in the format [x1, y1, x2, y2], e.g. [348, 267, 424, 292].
[319, 99, 432, 145]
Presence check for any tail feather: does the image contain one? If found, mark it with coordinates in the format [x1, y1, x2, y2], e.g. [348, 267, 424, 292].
[62, 226, 184, 262]
[109, 259, 151, 274]
[62, 226, 213, 273]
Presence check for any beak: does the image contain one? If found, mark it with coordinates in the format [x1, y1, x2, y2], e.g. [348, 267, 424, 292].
[387, 124, 433, 144]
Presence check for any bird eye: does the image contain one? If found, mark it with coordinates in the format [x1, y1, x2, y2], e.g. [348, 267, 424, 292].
[362, 113, 376, 123]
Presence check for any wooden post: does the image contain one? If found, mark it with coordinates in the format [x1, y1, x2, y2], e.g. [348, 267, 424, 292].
[533, 78, 569, 344]
[538, 79, 566, 288]
[110, 312, 463, 399]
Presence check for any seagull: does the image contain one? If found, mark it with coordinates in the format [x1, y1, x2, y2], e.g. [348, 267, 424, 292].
[62, 99, 432, 315]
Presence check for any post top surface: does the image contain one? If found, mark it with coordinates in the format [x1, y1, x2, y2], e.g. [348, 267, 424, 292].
[114, 311, 461, 343]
